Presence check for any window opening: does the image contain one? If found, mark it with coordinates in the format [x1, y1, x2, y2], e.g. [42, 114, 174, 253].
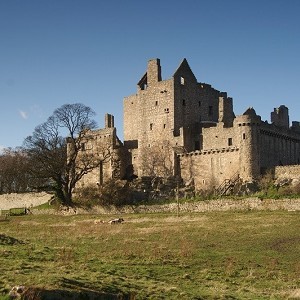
[228, 138, 233, 146]
[180, 76, 185, 85]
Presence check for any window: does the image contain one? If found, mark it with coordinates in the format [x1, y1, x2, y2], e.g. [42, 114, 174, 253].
[150, 123, 153, 130]
[180, 76, 185, 85]
[155, 101, 158, 106]
[182, 99, 186, 106]
[163, 124, 166, 129]
[198, 101, 201, 107]
[243, 133, 246, 140]
[228, 138, 233, 146]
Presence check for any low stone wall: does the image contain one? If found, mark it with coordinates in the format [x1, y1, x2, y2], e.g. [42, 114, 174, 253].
[31, 197, 300, 215]
[0, 192, 52, 210]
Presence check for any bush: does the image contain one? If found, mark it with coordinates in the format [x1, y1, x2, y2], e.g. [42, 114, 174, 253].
[98, 179, 134, 206]
[74, 179, 135, 207]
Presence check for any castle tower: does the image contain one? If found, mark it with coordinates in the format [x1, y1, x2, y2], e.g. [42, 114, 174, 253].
[235, 108, 261, 181]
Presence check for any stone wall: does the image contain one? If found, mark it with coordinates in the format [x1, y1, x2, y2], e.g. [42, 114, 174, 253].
[259, 123, 300, 170]
[0, 192, 52, 210]
[179, 147, 240, 190]
[274, 165, 300, 180]
[31, 198, 300, 215]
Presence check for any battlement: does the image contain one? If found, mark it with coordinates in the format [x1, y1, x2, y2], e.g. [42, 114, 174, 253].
[178, 146, 239, 157]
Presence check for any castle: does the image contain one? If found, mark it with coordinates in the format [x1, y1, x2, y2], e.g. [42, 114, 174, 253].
[76, 58, 300, 192]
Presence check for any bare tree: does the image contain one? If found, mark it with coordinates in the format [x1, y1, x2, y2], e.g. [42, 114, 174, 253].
[0, 148, 31, 193]
[24, 103, 109, 205]
[140, 140, 174, 178]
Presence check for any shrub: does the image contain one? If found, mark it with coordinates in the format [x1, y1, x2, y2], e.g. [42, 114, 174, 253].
[74, 179, 135, 207]
[98, 179, 134, 206]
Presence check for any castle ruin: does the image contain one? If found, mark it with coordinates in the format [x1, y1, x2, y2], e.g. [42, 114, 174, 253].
[76, 58, 300, 192]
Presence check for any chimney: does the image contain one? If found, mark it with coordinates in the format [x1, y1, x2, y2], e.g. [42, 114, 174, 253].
[105, 113, 114, 128]
[147, 58, 162, 87]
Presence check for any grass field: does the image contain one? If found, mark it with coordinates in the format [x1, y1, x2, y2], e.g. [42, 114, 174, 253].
[1, 210, 300, 299]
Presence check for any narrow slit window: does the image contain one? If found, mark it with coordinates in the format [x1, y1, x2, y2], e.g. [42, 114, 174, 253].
[150, 123, 153, 130]
[228, 138, 233, 146]
[182, 99, 186, 106]
[180, 76, 185, 85]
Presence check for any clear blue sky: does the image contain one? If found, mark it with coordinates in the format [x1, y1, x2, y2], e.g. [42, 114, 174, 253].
[1, 0, 300, 149]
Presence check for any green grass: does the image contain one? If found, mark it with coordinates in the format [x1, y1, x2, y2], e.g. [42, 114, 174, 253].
[1, 211, 300, 299]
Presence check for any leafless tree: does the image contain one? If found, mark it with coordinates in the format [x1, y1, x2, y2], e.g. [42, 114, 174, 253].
[24, 103, 109, 205]
[140, 140, 174, 178]
[0, 148, 31, 193]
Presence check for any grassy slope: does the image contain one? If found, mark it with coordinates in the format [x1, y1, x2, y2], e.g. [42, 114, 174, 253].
[0, 211, 299, 299]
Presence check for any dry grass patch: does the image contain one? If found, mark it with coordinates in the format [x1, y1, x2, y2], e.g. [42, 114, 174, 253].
[0, 211, 299, 299]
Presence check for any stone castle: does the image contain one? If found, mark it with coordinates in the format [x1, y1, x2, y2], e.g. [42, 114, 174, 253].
[76, 58, 300, 193]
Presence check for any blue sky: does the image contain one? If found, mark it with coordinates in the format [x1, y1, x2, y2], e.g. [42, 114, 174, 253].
[0, 0, 300, 149]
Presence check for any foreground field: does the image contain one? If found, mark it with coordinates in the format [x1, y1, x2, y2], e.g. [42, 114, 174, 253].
[1, 211, 300, 299]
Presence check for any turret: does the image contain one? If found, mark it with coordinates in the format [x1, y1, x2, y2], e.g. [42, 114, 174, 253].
[235, 108, 261, 182]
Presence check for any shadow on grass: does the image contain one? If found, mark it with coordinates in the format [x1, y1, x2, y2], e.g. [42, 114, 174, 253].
[0, 234, 25, 245]
[36, 277, 136, 300]
[22, 287, 134, 300]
